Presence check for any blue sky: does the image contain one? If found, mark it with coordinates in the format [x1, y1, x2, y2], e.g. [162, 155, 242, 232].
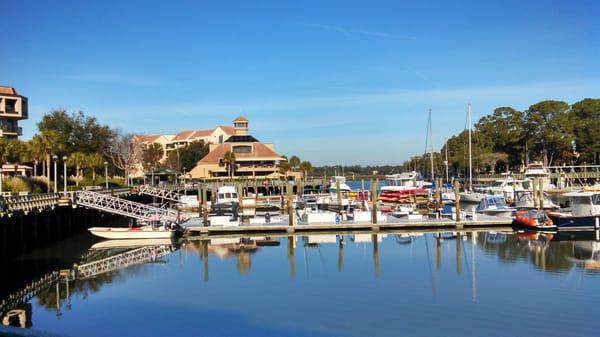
[2, 0, 598, 165]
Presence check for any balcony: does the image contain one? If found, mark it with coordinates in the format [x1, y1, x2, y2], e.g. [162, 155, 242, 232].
[0, 125, 22, 136]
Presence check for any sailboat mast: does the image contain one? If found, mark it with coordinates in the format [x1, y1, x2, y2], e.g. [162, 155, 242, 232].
[429, 108, 435, 181]
[468, 104, 473, 191]
[445, 139, 449, 183]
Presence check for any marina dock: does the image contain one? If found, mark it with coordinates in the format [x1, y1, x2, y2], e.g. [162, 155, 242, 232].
[185, 219, 514, 236]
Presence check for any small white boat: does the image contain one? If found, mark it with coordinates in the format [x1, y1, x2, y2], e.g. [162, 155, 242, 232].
[88, 226, 178, 239]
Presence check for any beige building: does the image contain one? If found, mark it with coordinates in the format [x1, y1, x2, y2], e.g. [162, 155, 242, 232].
[136, 125, 236, 163]
[189, 117, 283, 179]
[0, 86, 28, 139]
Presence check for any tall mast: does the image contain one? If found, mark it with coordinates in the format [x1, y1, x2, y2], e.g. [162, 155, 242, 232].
[468, 104, 473, 191]
[428, 108, 434, 181]
[445, 139, 449, 183]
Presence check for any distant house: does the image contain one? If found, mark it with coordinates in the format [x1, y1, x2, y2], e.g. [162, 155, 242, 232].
[189, 117, 283, 179]
[0, 85, 28, 139]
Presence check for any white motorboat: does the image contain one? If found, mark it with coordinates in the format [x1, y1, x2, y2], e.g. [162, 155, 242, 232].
[514, 190, 559, 209]
[88, 226, 179, 239]
[475, 195, 516, 218]
[460, 191, 486, 203]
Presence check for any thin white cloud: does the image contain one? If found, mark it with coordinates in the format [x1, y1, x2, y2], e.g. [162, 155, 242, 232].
[63, 73, 171, 87]
[299, 22, 418, 40]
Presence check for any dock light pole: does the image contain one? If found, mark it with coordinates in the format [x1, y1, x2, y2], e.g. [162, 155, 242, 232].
[104, 161, 108, 188]
[63, 156, 67, 195]
[53, 155, 58, 193]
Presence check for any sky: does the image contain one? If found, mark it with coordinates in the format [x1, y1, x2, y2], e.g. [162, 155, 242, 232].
[1, 0, 599, 165]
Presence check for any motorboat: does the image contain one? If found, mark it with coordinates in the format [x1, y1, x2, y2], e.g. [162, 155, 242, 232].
[378, 171, 429, 203]
[547, 191, 600, 230]
[475, 195, 516, 217]
[523, 162, 555, 190]
[475, 174, 525, 201]
[514, 190, 559, 210]
[513, 209, 556, 230]
[460, 190, 486, 203]
[210, 185, 240, 217]
[88, 225, 182, 239]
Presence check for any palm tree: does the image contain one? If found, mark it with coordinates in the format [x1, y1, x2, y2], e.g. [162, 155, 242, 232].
[299, 161, 313, 179]
[87, 152, 105, 184]
[27, 135, 46, 176]
[289, 155, 301, 171]
[67, 152, 87, 186]
[223, 151, 236, 179]
[40, 130, 63, 182]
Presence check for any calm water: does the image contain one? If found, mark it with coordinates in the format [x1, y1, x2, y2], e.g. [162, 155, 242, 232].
[2, 229, 600, 337]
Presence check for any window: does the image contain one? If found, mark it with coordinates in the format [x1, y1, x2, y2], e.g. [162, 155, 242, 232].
[218, 135, 224, 144]
[233, 145, 252, 154]
[5, 99, 16, 113]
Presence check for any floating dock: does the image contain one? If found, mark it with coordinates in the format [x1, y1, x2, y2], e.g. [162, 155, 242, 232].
[185, 219, 514, 236]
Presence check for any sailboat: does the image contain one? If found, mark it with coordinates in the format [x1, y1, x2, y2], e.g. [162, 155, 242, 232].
[460, 104, 486, 203]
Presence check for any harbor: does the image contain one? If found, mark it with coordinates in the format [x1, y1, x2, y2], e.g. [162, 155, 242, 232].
[2, 1, 600, 336]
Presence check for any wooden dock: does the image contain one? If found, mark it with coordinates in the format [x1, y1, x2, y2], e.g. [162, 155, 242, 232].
[185, 219, 514, 237]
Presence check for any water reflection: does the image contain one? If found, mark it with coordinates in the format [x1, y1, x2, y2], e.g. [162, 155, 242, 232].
[2, 229, 600, 335]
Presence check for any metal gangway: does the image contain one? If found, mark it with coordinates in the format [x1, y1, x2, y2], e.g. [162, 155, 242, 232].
[75, 245, 174, 279]
[75, 190, 183, 224]
[137, 184, 184, 203]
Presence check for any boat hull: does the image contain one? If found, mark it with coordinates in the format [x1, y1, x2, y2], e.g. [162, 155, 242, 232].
[89, 226, 177, 239]
[547, 214, 600, 230]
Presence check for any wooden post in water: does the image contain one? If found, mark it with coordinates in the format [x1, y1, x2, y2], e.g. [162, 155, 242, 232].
[371, 179, 378, 224]
[532, 179, 539, 209]
[454, 179, 461, 222]
[202, 240, 209, 281]
[436, 177, 442, 206]
[287, 236, 296, 279]
[538, 178, 544, 210]
[286, 182, 294, 226]
[372, 234, 380, 278]
[336, 180, 342, 215]
[456, 232, 462, 274]
[202, 187, 208, 226]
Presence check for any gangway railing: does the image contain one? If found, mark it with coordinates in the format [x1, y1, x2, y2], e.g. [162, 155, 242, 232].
[75, 190, 182, 224]
[137, 185, 183, 203]
[75, 246, 173, 279]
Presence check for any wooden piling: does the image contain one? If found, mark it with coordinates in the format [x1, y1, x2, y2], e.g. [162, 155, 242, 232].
[532, 179, 539, 209]
[454, 179, 461, 222]
[538, 178, 544, 210]
[371, 179, 378, 224]
[336, 180, 342, 213]
[286, 183, 294, 226]
[202, 188, 208, 226]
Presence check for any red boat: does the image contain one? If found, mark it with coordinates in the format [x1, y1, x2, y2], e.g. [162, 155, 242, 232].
[514, 209, 556, 230]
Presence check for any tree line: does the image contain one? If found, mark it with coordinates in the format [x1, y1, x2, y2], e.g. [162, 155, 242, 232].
[308, 98, 598, 180]
[410, 98, 600, 178]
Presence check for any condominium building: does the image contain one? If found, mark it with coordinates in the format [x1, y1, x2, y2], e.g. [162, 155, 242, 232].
[0, 86, 28, 139]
